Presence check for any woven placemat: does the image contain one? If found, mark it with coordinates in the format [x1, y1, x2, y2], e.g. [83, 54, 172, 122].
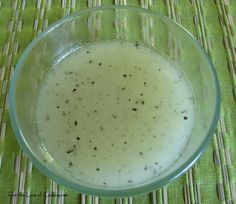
[0, 0, 236, 203]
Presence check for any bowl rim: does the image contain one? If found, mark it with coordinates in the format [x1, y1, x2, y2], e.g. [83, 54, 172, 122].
[8, 5, 221, 197]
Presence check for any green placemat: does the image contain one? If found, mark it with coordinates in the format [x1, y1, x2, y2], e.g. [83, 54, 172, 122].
[0, 0, 236, 203]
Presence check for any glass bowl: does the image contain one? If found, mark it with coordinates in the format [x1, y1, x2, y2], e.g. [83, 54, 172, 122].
[9, 6, 220, 197]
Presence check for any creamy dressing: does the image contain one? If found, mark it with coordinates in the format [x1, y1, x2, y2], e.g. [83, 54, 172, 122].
[36, 40, 194, 187]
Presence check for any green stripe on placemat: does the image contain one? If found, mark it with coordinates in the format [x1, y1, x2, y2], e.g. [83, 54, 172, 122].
[0, 0, 236, 203]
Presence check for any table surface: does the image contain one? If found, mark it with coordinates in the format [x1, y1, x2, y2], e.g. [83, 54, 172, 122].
[0, 0, 236, 203]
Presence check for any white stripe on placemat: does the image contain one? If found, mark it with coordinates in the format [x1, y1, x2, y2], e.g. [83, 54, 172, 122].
[81, 194, 86, 204]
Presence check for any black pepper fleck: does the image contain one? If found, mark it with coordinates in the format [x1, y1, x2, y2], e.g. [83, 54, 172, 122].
[94, 147, 97, 151]
[144, 166, 148, 170]
[76, 137, 80, 140]
[89, 60, 93, 64]
[139, 152, 143, 155]
[72, 88, 77, 92]
[91, 81, 95, 85]
[56, 106, 60, 109]
[123, 74, 127, 78]
[67, 149, 74, 154]
[132, 108, 138, 111]
[74, 121, 78, 126]
[96, 168, 100, 171]
[121, 87, 126, 90]
[112, 114, 117, 118]
[99, 62, 102, 66]
[184, 116, 188, 120]
[86, 51, 90, 54]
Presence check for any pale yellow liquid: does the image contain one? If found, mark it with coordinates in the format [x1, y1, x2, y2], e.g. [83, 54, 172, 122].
[37, 40, 194, 187]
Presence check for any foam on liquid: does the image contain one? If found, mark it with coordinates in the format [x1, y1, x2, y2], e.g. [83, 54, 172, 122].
[36, 40, 194, 187]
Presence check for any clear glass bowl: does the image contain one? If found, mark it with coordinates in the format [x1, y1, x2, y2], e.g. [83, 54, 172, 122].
[9, 6, 220, 197]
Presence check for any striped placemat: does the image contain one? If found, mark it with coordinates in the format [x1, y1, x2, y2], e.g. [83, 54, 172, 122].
[0, 0, 236, 203]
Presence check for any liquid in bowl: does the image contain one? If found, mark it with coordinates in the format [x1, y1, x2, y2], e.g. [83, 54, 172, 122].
[36, 40, 194, 187]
